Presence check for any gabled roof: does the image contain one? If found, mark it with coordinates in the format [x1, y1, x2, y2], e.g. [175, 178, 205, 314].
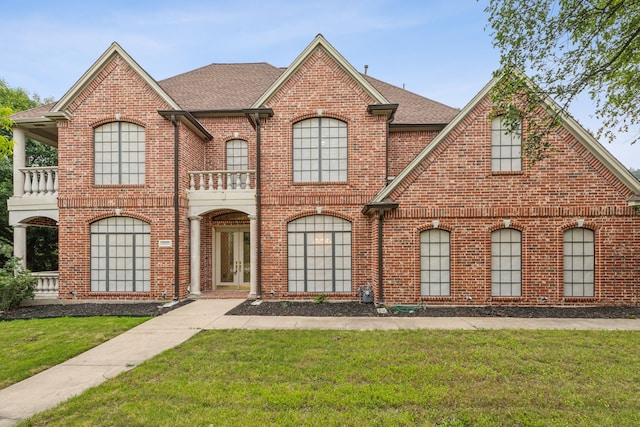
[159, 63, 284, 111]
[252, 34, 388, 108]
[49, 42, 180, 116]
[370, 75, 640, 205]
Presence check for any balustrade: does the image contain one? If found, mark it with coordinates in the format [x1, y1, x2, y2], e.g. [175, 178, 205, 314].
[31, 271, 59, 297]
[19, 167, 58, 197]
[189, 170, 255, 191]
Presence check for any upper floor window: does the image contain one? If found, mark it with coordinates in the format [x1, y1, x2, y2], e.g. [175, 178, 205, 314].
[420, 229, 451, 296]
[94, 122, 145, 185]
[563, 228, 595, 297]
[293, 117, 347, 182]
[491, 116, 521, 172]
[226, 139, 248, 189]
[491, 228, 522, 297]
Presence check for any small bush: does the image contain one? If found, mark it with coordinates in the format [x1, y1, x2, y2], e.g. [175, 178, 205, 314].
[314, 293, 328, 304]
[0, 258, 36, 312]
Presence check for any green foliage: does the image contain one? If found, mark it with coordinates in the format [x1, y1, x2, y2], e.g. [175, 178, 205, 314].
[313, 293, 328, 303]
[486, 0, 640, 159]
[0, 316, 149, 388]
[631, 168, 640, 180]
[0, 257, 36, 312]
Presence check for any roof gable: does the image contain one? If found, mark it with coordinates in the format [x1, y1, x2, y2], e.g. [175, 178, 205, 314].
[252, 34, 388, 108]
[49, 42, 179, 117]
[371, 74, 640, 205]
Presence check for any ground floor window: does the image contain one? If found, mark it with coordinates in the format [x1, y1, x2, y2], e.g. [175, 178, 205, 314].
[287, 215, 351, 292]
[491, 228, 521, 297]
[564, 228, 595, 297]
[91, 217, 150, 292]
[420, 229, 451, 296]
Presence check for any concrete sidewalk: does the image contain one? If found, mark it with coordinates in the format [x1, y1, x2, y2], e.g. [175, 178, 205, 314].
[1, 299, 639, 426]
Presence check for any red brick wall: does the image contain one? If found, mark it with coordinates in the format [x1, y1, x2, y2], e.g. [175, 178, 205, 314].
[388, 129, 439, 178]
[382, 95, 640, 305]
[257, 46, 389, 299]
[57, 54, 198, 300]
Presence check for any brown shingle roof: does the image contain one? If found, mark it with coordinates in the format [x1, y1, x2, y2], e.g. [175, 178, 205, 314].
[13, 64, 459, 126]
[158, 63, 284, 111]
[363, 75, 459, 125]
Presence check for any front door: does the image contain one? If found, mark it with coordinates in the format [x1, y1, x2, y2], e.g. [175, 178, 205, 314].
[216, 228, 250, 289]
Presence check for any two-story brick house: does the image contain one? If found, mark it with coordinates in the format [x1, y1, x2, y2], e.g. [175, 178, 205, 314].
[9, 34, 640, 306]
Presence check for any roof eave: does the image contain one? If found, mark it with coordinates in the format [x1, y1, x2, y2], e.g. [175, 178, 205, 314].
[158, 110, 212, 141]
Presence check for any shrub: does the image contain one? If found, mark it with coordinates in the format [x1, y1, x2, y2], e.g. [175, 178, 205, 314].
[0, 258, 36, 312]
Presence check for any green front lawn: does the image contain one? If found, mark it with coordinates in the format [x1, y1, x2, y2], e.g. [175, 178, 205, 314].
[0, 316, 150, 389]
[22, 329, 640, 426]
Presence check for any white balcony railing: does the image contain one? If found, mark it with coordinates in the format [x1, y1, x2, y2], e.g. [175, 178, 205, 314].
[19, 166, 58, 196]
[189, 170, 256, 191]
[31, 271, 59, 298]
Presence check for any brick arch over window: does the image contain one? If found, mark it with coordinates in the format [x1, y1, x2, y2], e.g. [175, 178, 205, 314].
[90, 216, 150, 293]
[88, 212, 154, 225]
[287, 214, 352, 293]
[292, 117, 348, 182]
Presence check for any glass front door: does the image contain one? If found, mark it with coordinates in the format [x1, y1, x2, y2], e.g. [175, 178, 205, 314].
[216, 228, 250, 288]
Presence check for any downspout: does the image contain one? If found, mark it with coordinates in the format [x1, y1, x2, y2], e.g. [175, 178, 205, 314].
[377, 210, 384, 303]
[171, 115, 180, 301]
[254, 113, 263, 299]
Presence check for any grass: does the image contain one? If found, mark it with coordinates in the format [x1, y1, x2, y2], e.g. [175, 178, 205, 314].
[21, 329, 640, 426]
[0, 316, 150, 389]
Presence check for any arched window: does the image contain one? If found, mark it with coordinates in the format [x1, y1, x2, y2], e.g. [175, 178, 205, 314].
[226, 139, 248, 189]
[563, 228, 595, 297]
[287, 215, 351, 292]
[491, 228, 522, 296]
[94, 122, 145, 185]
[491, 116, 521, 172]
[420, 229, 451, 296]
[91, 217, 150, 292]
[292, 117, 347, 182]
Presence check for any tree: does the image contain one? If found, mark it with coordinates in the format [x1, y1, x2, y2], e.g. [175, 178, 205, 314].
[0, 79, 57, 271]
[485, 0, 640, 162]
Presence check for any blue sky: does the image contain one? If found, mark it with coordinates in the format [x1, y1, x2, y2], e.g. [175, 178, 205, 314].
[4, 0, 639, 168]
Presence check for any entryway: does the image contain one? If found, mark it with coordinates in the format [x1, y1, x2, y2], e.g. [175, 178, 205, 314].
[215, 228, 250, 289]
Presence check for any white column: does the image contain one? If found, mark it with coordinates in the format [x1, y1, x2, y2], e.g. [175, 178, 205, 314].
[189, 215, 202, 296]
[248, 215, 257, 299]
[13, 225, 27, 268]
[13, 127, 25, 196]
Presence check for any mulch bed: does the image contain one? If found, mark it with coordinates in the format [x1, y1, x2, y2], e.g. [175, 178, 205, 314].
[2, 299, 639, 320]
[0, 300, 193, 320]
[227, 300, 640, 319]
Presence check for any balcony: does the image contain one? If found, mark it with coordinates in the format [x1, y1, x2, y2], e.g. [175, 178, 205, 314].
[8, 166, 59, 225]
[187, 170, 256, 217]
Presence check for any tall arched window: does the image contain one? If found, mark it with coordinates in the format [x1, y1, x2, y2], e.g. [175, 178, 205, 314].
[420, 229, 451, 296]
[491, 116, 521, 172]
[287, 215, 351, 292]
[94, 122, 145, 185]
[91, 217, 150, 292]
[491, 228, 522, 296]
[564, 228, 595, 297]
[226, 139, 248, 189]
[292, 117, 347, 182]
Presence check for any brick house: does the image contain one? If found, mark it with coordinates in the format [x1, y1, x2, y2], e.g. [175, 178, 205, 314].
[9, 34, 640, 306]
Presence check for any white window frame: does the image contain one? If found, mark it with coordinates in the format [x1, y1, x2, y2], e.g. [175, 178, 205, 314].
[287, 215, 351, 293]
[292, 117, 347, 182]
[420, 229, 451, 296]
[563, 228, 595, 297]
[91, 217, 150, 292]
[491, 116, 522, 172]
[491, 228, 522, 297]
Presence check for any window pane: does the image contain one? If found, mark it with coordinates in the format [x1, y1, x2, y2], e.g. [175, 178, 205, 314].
[563, 228, 594, 297]
[95, 122, 145, 185]
[491, 116, 522, 172]
[420, 229, 451, 296]
[491, 229, 521, 296]
[293, 118, 347, 182]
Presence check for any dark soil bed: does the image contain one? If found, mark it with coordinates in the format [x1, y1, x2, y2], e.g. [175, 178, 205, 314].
[0, 300, 193, 320]
[2, 299, 639, 320]
[227, 300, 640, 319]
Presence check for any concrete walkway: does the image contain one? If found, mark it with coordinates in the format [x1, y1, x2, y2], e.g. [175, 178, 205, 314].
[1, 299, 639, 426]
